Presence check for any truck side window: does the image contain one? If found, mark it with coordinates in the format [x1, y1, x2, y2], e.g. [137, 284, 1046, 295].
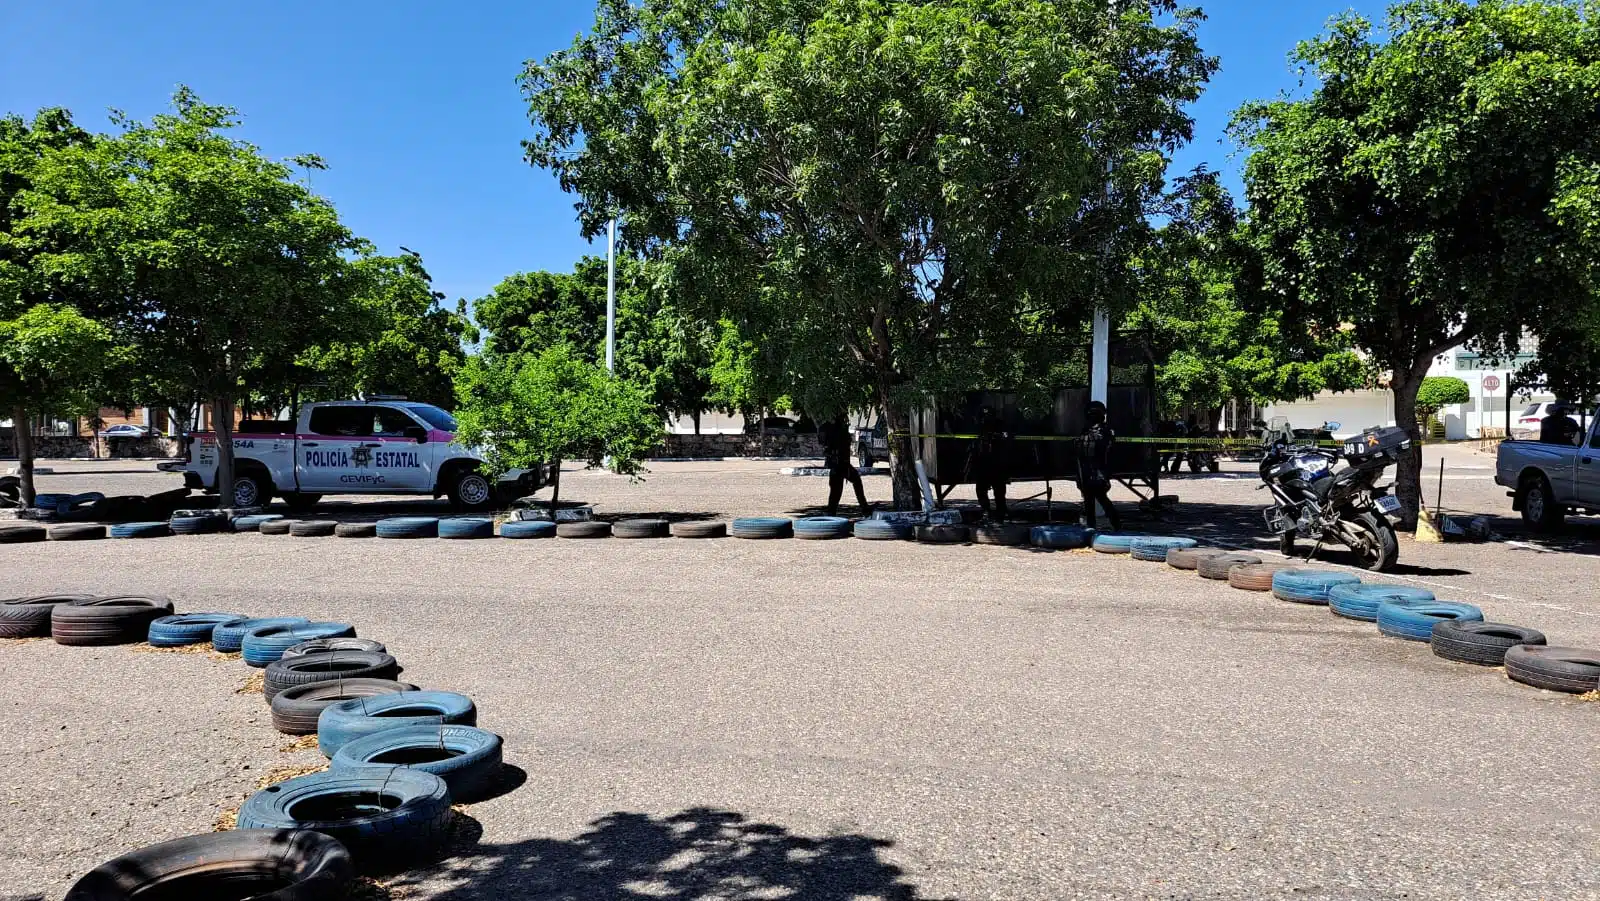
[372, 408, 417, 437]
[308, 407, 372, 437]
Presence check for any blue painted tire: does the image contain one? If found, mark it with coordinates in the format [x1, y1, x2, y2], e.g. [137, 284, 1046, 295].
[731, 517, 793, 539]
[376, 517, 439, 539]
[32, 493, 73, 514]
[317, 690, 477, 757]
[1129, 536, 1198, 562]
[853, 519, 913, 541]
[212, 616, 309, 653]
[793, 516, 851, 540]
[242, 621, 357, 667]
[236, 767, 452, 867]
[501, 520, 556, 539]
[438, 517, 495, 539]
[1271, 569, 1363, 605]
[331, 725, 504, 802]
[231, 514, 283, 532]
[1327, 584, 1435, 622]
[1091, 534, 1140, 554]
[1377, 599, 1484, 641]
[147, 613, 248, 647]
[1030, 525, 1092, 549]
[169, 515, 223, 536]
[110, 522, 170, 539]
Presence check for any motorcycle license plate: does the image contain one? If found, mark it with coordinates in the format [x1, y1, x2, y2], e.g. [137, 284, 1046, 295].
[1375, 495, 1401, 514]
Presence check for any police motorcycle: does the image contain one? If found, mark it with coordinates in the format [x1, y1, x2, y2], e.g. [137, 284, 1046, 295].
[1258, 421, 1410, 572]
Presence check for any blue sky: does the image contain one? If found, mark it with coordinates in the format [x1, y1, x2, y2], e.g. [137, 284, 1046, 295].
[4, 0, 1388, 307]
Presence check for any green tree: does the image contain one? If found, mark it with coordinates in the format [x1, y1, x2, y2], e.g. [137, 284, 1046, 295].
[22, 88, 364, 506]
[1128, 171, 1363, 418]
[522, 0, 1216, 507]
[0, 304, 115, 505]
[300, 251, 475, 409]
[1415, 376, 1471, 417]
[453, 345, 663, 507]
[1234, 0, 1600, 524]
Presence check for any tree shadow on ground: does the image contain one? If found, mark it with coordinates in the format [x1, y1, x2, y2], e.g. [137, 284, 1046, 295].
[386, 807, 938, 901]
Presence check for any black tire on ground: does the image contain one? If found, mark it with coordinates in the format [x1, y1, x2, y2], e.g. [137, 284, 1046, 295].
[1520, 475, 1566, 533]
[1430, 621, 1547, 667]
[51, 596, 174, 646]
[64, 828, 352, 901]
[282, 493, 322, 513]
[916, 524, 970, 544]
[269, 678, 421, 735]
[670, 521, 727, 539]
[1167, 547, 1230, 571]
[971, 523, 1031, 546]
[48, 523, 107, 541]
[0, 594, 94, 638]
[557, 521, 612, 539]
[289, 520, 339, 538]
[259, 519, 294, 535]
[1504, 645, 1600, 693]
[613, 519, 670, 539]
[334, 522, 378, 538]
[0, 525, 47, 544]
[263, 650, 402, 700]
[1197, 552, 1263, 580]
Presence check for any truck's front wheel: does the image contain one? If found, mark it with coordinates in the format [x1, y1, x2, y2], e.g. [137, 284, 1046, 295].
[448, 470, 495, 511]
[1521, 476, 1566, 533]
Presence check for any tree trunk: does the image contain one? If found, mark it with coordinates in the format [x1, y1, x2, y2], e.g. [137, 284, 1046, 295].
[548, 460, 562, 511]
[883, 398, 922, 511]
[12, 406, 36, 508]
[692, 410, 701, 435]
[213, 395, 236, 509]
[1390, 364, 1430, 531]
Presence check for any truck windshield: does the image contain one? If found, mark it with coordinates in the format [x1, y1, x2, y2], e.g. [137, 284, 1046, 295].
[405, 404, 458, 433]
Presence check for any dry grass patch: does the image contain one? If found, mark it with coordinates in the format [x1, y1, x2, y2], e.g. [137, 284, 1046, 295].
[1578, 689, 1600, 703]
[236, 671, 265, 694]
[278, 734, 318, 753]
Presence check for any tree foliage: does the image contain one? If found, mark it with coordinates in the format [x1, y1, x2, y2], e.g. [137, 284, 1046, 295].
[300, 251, 475, 409]
[1234, 0, 1600, 523]
[0, 304, 115, 503]
[20, 88, 365, 502]
[1415, 376, 1471, 415]
[454, 345, 663, 502]
[522, 0, 1216, 507]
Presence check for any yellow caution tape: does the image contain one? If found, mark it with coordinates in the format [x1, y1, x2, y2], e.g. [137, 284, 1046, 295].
[887, 432, 1340, 449]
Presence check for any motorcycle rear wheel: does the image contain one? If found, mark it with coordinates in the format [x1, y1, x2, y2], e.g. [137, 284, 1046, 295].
[1347, 512, 1398, 572]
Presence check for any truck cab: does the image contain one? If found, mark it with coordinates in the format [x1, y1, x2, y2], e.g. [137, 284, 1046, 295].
[1495, 407, 1600, 531]
[171, 400, 549, 511]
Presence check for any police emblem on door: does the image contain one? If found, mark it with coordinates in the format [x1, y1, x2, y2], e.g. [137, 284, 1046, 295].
[351, 445, 373, 467]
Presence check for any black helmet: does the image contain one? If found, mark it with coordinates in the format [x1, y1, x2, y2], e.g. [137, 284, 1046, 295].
[1086, 400, 1107, 415]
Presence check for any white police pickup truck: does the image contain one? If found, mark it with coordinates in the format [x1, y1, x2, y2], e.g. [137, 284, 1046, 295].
[168, 400, 549, 511]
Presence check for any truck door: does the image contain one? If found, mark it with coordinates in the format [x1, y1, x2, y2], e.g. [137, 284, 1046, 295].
[1577, 416, 1600, 507]
[367, 406, 434, 492]
[295, 406, 390, 493]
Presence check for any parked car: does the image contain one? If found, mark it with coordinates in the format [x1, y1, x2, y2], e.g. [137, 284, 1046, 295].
[745, 416, 797, 436]
[1510, 402, 1567, 441]
[163, 400, 553, 511]
[856, 418, 890, 470]
[99, 424, 151, 438]
[1495, 405, 1600, 530]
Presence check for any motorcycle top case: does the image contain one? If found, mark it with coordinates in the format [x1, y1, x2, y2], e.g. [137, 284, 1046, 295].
[1342, 426, 1411, 466]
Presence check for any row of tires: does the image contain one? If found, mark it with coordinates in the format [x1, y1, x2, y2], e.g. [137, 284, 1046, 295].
[0, 601, 511, 896]
[1103, 538, 1600, 694]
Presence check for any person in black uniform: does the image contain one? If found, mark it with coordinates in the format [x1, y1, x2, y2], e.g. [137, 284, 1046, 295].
[820, 414, 871, 517]
[1540, 404, 1582, 446]
[1077, 400, 1121, 530]
[970, 406, 1011, 521]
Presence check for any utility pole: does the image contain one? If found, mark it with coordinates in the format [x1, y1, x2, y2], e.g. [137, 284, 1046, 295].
[605, 217, 617, 373]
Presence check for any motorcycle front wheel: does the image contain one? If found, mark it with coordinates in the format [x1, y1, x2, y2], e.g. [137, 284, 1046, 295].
[1347, 512, 1399, 572]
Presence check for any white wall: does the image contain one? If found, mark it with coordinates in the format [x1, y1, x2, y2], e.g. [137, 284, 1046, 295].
[1262, 391, 1394, 439]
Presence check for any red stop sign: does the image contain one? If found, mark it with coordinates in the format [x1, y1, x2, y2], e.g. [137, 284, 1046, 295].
[1483, 375, 1502, 392]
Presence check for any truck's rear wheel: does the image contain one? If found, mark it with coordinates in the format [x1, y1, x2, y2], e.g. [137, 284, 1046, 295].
[448, 470, 495, 511]
[232, 473, 272, 509]
[1521, 476, 1565, 533]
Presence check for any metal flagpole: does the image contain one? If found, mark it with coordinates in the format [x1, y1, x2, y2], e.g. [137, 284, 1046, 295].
[606, 218, 617, 373]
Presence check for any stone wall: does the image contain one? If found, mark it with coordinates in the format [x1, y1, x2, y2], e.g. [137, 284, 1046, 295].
[0, 429, 184, 460]
[657, 433, 824, 459]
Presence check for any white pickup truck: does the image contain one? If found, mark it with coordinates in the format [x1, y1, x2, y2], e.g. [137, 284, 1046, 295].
[1495, 407, 1600, 531]
[166, 400, 550, 511]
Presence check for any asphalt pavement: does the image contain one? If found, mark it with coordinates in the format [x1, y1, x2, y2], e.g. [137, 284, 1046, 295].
[1, 452, 1596, 900]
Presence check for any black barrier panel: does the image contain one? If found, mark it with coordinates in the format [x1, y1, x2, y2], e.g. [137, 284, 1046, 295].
[912, 387, 1157, 486]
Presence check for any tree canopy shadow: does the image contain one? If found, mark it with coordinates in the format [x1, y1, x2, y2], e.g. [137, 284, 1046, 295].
[390, 807, 938, 901]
